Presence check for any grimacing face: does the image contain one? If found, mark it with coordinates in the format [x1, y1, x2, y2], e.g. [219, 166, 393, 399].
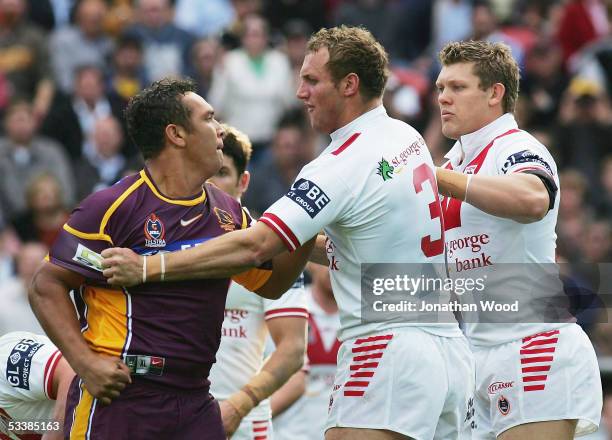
[296, 48, 344, 135]
[436, 62, 501, 140]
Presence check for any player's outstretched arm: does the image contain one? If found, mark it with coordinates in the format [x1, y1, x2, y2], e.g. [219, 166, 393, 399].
[221, 316, 307, 435]
[436, 167, 551, 223]
[102, 222, 316, 299]
[29, 262, 131, 405]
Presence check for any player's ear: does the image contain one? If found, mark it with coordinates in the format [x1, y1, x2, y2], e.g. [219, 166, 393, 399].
[489, 83, 505, 109]
[342, 73, 360, 98]
[239, 170, 251, 195]
[165, 123, 187, 148]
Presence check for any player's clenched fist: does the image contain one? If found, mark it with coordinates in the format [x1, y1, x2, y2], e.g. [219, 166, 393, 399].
[78, 354, 131, 406]
[101, 248, 144, 286]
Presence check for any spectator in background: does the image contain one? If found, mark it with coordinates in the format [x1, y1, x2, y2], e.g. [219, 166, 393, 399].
[174, 0, 235, 38]
[191, 37, 221, 99]
[10, 173, 69, 248]
[220, 0, 262, 50]
[557, 0, 610, 68]
[521, 39, 568, 128]
[124, 0, 194, 81]
[598, 155, 612, 217]
[282, 19, 312, 93]
[107, 34, 147, 157]
[74, 116, 128, 202]
[50, 0, 113, 93]
[0, 101, 74, 218]
[41, 64, 124, 161]
[432, 0, 473, 53]
[209, 14, 295, 157]
[242, 110, 313, 216]
[262, 0, 325, 37]
[557, 169, 591, 262]
[0, 241, 47, 334]
[0, 0, 54, 122]
[581, 220, 612, 263]
[470, 0, 525, 67]
[556, 77, 612, 195]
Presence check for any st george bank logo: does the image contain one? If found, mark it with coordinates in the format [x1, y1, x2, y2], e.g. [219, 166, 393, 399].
[488, 381, 514, 394]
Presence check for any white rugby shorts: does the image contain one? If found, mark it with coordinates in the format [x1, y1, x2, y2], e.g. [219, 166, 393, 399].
[231, 417, 273, 440]
[325, 327, 474, 439]
[471, 323, 602, 439]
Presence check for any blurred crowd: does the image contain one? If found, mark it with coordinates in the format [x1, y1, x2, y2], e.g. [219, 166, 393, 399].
[0, 0, 610, 349]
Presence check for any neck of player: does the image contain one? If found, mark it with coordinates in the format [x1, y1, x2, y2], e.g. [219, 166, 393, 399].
[146, 155, 207, 198]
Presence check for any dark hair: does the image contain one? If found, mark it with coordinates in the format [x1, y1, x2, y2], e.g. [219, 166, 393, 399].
[307, 26, 389, 101]
[220, 124, 252, 177]
[124, 77, 196, 160]
[276, 108, 307, 132]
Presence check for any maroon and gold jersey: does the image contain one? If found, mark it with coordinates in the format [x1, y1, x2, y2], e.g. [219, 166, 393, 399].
[49, 169, 270, 390]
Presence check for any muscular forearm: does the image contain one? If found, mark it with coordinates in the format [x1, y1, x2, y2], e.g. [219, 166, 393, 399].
[148, 225, 282, 282]
[436, 168, 550, 223]
[271, 370, 306, 417]
[255, 237, 315, 299]
[227, 342, 304, 417]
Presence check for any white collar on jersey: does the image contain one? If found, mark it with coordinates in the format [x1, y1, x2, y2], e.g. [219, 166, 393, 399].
[329, 105, 387, 143]
[444, 112, 518, 165]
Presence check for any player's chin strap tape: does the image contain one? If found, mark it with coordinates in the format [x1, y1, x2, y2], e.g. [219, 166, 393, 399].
[521, 170, 558, 210]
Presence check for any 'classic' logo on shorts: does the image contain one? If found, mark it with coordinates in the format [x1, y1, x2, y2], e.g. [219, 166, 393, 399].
[5, 339, 43, 390]
[285, 178, 330, 218]
[488, 381, 514, 394]
[498, 395, 511, 416]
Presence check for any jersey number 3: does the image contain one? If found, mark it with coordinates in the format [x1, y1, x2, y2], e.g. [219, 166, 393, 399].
[413, 164, 444, 257]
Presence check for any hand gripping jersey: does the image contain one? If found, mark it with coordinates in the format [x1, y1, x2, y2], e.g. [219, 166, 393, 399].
[441, 113, 564, 346]
[209, 277, 307, 422]
[0, 332, 63, 440]
[48, 169, 271, 390]
[273, 289, 341, 440]
[261, 106, 462, 341]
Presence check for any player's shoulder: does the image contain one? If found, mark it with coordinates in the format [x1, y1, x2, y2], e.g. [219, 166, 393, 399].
[77, 172, 144, 214]
[494, 129, 550, 155]
[0, 332, 53, 359]
[67, 172, 145, 231]
[203, 182, 245, 224]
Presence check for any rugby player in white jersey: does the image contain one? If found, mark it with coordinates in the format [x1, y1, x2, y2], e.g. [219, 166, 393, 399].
[273, 262, 341, 440]
[207, 125, 308, 439]
[434, 40, 602, 439]
[102, 26, 474, 440]
[0, 332, 74, 440]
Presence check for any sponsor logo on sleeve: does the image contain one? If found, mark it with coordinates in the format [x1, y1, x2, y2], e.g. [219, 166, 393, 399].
[144, 213, 166, 247]
[73, 243, 103, 272]
[285, 178, 330, 218]
[5, 339, 43, 390]
[501, 150, 553, 175]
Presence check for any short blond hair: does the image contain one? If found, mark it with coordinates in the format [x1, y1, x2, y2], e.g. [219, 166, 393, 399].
[307, 26, 389, 101]
[439, 40, 520, 113]
[220, 124, 252, 176]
